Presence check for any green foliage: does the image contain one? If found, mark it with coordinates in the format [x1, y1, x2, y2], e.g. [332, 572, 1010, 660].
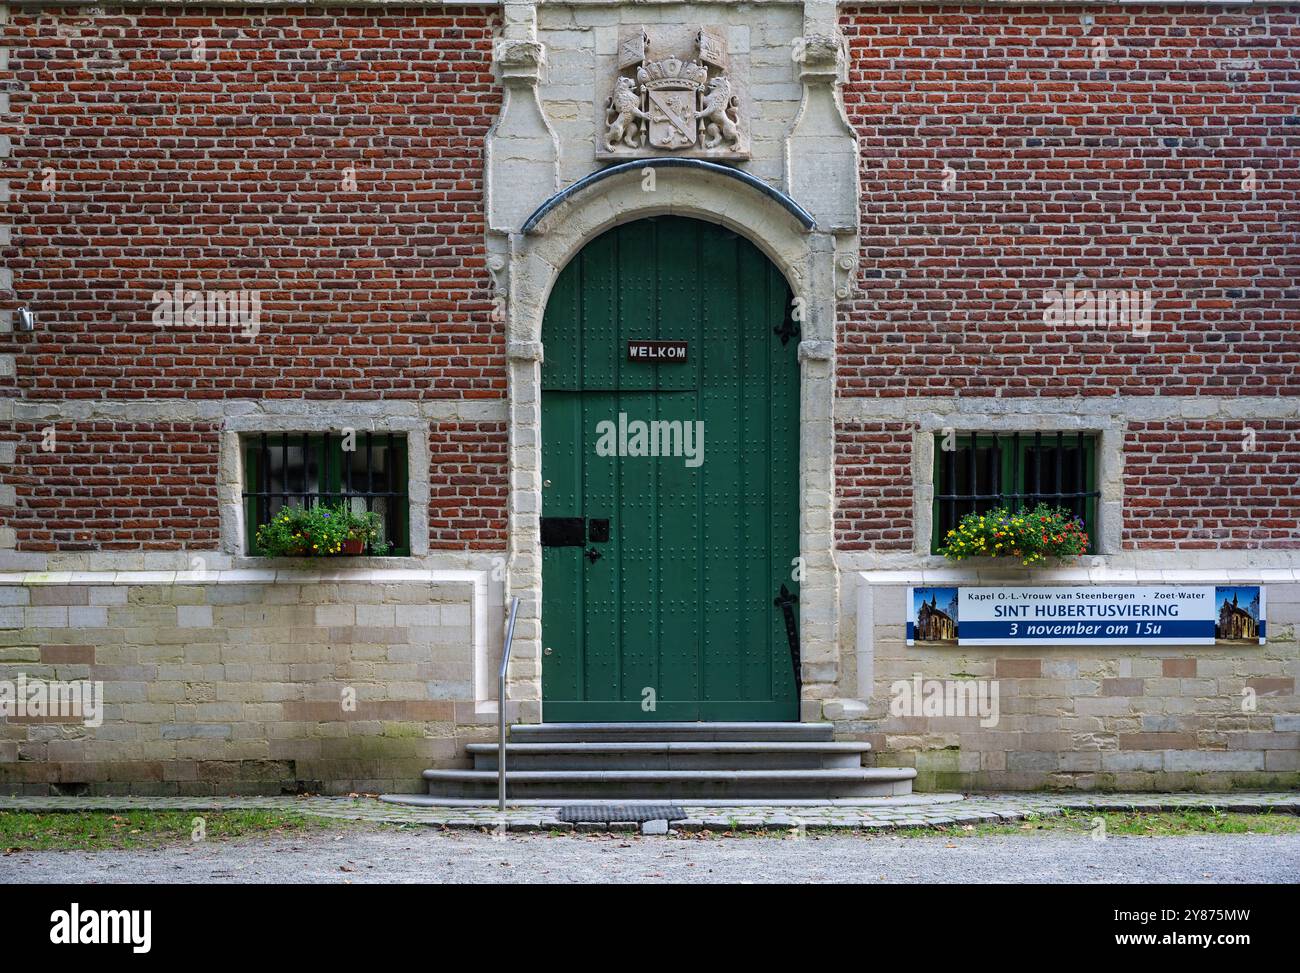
[938, 503, 1089, 567]
[254, 501, 390, 557]
[0, 810, 332, 851]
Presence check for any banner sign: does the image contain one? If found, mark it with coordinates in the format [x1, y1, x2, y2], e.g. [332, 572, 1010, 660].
[907, 585, 1266, 647]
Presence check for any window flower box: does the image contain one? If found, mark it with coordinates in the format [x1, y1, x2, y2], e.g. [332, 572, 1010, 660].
[254, 501, 390, 557]
[938, 504, 1089, 568]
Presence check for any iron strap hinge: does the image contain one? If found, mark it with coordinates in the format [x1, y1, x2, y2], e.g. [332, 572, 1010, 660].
[774, 583, 801, 692]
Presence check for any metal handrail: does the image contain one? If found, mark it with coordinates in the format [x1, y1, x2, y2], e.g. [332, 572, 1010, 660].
[498, 596, 521, 812]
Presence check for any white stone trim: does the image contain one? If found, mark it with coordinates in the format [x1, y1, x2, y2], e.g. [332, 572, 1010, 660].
[487, 6, 558, 233]
[836, 394, 1300, 423]
[0, 567, 492, 584]
[854, 579, 874, 698]
[3, 397, 507, 423]
[842, 549, 1300, 572]
[851, 565, 1300, 586]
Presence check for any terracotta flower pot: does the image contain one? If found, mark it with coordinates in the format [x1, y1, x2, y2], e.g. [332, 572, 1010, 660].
[341, 538, 366, 555]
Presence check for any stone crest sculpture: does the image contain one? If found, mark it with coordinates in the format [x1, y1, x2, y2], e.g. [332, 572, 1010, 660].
[605, 75, 649, 150]
[598, 26, 750, 161]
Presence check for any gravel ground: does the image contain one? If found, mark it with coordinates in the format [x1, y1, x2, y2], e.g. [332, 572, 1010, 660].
[4, 829, 1298, 884]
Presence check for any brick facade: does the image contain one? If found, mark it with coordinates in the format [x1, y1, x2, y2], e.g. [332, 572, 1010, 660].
[3, 7, 504, 400]
[2, 421, 220, 551]
[1123, 420, 1300, 549]
[839, 5, 1298, 399]
[0, 2, 1295, 795]
[0, 6, 510, 553]
[834, 420, 913, 550]
[428, 419, 508, 548]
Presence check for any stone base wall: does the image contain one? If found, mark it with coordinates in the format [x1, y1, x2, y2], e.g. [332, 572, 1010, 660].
[0, 573, 496, 796]
[834, 575, 1300, 792]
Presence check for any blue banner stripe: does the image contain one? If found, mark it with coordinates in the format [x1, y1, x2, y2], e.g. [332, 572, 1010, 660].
[960, 620, 1212, 639]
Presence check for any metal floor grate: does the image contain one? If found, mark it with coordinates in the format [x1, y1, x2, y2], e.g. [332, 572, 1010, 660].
[556, 804, 686, 824]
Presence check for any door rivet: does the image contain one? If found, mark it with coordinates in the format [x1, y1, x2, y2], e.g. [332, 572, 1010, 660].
[544, 646, 553, 655]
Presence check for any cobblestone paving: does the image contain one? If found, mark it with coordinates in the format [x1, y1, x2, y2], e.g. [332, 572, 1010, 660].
[2, 791, 1297, 833]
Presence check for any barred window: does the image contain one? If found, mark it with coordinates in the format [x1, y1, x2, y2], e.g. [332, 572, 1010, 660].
[932, 431, 1098, 554]
[241, 432, 409, 555]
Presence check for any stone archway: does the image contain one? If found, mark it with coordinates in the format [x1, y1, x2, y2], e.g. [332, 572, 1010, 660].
[499, 162, 845, 724]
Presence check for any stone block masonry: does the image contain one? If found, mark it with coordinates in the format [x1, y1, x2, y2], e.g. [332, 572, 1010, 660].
[848, 578, 1299, 793]
[0, 576, 486, 796]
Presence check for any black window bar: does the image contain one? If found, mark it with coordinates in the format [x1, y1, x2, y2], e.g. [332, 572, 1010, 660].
[242, 431, 409, 555]
[934, 431, 1099, 550]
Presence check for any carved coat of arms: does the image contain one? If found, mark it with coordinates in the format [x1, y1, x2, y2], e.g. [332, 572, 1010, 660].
[599, 26, 750, 161]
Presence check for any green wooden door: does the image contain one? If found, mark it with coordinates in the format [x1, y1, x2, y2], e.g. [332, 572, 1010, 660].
[540, 217, 799, 722]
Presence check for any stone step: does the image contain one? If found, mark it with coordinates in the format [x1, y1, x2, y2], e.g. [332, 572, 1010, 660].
[467, 741, 871, 771]
[506, 722, 836, 743]
[422, 767, 916, 800]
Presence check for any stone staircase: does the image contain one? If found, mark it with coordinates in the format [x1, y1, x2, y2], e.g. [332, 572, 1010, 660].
[400, 723, 916, 803]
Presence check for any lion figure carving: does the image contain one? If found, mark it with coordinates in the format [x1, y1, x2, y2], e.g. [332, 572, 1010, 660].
[604, 76, 649, 151]
[695, 75, 741, 150]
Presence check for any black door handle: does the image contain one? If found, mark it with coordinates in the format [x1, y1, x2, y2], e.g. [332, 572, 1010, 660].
[584, 547, 602, 564]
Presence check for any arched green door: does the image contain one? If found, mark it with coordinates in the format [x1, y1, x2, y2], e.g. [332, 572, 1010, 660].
[540, 216, 799, 721]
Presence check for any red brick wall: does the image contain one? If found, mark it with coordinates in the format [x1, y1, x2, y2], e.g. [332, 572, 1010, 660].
[1124, 420, 1300, 549]
[840, 5, 1299, 398]
[834, 421, 913, 549]
[5, 7, 1298, 555]
[2, 422, 220, 550]
[428, 420, 508, 548]
[0, 8, 509, 551]
[1, 6, 503, 400]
